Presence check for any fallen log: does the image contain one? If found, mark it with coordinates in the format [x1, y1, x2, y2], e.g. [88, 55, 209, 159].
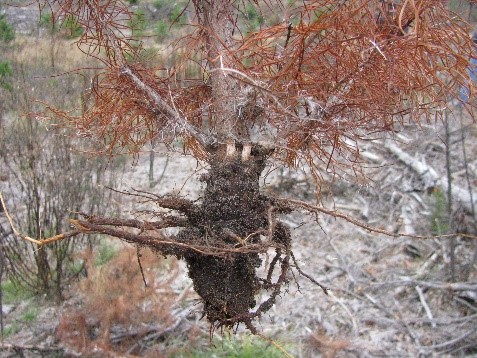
[384, 140, 477, 215]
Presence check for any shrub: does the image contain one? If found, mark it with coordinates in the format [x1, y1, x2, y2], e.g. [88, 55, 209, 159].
[155, 20, 168, 42]
[39, 12, 56, 32]
[245, 4, 264, 32]
[169, 2, 187, 24]
[56, 247, 181, 355]
[39, 12, 83, 38]
[62, 15, 84, 38]
[94, 241, 118, 266]
[2, 117, 121, 301]
[0, 15, 14, 91]
[130, 9, 148, 37]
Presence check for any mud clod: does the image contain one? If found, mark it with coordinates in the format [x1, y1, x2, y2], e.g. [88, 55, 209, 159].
[167, 153, 290, 329]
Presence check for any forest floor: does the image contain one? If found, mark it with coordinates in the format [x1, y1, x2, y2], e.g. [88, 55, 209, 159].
[1, 115, 477, 358]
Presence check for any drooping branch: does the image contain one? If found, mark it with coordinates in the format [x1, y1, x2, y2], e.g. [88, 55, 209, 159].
[36, 0, 476, 174]
[119, 66, 216, 148]
[236, 0, 476, 171]
[38, 0, 215, 154]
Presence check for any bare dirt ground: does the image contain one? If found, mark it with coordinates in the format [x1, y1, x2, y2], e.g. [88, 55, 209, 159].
[1, 115, 477, 357]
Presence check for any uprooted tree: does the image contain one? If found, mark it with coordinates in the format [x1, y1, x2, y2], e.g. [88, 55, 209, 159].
[8, 0, 477, 332]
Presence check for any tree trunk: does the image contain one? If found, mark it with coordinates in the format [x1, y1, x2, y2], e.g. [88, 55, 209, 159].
[195, 0, 249, 147]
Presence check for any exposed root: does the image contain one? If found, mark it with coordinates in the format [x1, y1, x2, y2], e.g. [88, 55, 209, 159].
[290, 251, 329, 295]
[5, 163, 476, 334]
[0, 152, 311, 332]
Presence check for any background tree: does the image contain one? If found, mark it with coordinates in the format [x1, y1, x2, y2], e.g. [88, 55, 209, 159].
[14, 0, 476, 333]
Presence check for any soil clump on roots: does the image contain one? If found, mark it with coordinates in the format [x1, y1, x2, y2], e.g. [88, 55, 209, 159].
[171, 148, 292, 331]
[69, 146, 295, 331]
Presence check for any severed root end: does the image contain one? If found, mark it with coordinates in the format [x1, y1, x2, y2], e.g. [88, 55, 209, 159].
[241, 143, 252, 162]
[225, 140, 237, 159]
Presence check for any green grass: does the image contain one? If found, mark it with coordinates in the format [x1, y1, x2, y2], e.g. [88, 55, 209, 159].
[1, 280, 33, 304]
[0, 60, 13, 90]
[21, 307, 39, 322]
[2, 323, 21, 337]
[431, 189, 449, 235]
[175, 336, 288, 358]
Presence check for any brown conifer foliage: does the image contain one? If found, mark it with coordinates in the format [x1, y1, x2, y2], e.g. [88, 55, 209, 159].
[24, 0, 477, 332]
